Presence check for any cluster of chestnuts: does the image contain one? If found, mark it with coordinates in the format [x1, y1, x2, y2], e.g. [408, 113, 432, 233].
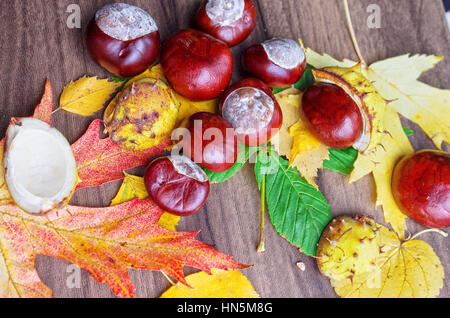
[84, 2, 449, 230]
[85, 1, 306, 217]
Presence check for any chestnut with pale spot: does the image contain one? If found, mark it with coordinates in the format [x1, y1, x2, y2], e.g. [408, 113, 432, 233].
[195, 0, 257, 47]
[242, 38, 306, 88]
[144, 156, 211, 217]
[85, 3, 160, 77]
[220, 78, 282, 146]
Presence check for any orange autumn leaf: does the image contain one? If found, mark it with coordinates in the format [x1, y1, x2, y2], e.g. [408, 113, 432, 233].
[32, 78, 53, 125]
[0, 199, 246, 298]
[72, 119, 170, 189]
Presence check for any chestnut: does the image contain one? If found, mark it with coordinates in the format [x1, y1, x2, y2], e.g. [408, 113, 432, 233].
[219, 78, 282, 146]
[161, 29, 233, 101]
[85, 3, 160, 77]
[392, 150, 450, 229]
[194, 0, 257, 47]
[242, 38, 306, 88]
[178, 112, 238, 172]
[300, 82, 363, 149]
[144, 156, 210, 217]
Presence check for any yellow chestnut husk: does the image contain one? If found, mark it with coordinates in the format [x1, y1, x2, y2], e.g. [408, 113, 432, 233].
[316, 216, 381, 281]
[104, 78, 180, 151]
[311, 65, 387, 153]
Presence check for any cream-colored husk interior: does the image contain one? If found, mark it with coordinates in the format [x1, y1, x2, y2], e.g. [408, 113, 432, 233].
[4, 118, 77, 213]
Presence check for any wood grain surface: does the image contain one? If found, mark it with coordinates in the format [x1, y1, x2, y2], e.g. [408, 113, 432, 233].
[0, 0, 449, 298]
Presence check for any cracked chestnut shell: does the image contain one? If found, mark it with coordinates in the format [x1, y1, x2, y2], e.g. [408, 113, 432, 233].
[301, 82, 363, 149]
[220, 78, 282, 146]
[85, 3, 161, 77]
[144, 156, 210, 216]
[194, 0, 257, 47]
[178, 112, 238, 172]
[392, 150, 450, 229]
[242, 38, 306, 88]
[161, 29, 233, 101]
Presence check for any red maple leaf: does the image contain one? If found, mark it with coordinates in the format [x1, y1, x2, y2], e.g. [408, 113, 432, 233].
[0, 199, 247, 298]
[72, 120, 171, 189]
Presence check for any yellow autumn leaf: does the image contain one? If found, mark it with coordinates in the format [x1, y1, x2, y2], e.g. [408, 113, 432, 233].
[59, 76, 121, 116]
[272, 90, 302, 158]
[160, 269, 260, 298]
[362, 54, 450, 149]
[370, 107, 414, 237]
[329, 225, 445, 298]
[105, 65, 218, 126]
[110, 172, 180, 232]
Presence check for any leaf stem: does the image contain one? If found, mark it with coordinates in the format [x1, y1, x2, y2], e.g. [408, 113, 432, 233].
[52, 107, 61, 114]
[343, 0, 366, 66]
[257, 175, 266, 253]
[409, 229, 448, 241]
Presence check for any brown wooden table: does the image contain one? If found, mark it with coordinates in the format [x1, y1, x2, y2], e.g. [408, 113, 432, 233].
[0, 0, 448, 298]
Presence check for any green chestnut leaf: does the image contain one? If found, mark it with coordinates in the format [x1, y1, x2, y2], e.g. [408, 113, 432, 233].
[323, 147, 359, 175]
[255, 148, 332, 256]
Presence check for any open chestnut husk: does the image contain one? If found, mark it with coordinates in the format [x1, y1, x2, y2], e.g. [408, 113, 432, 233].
[85, 3, 160, 77]
[177, 112, 238, 172]
[220, 78, 282, 146]
[144, 156, 210, 217]
[301, 82, 364, 149]
[242, 38, 306, 88]
[392, 150, 450, 229]
[194, 0, 257, 47]
[161, 29, 233, 101]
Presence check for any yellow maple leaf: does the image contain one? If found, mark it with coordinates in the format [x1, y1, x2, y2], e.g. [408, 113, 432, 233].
[329, 224, 445, 298]
[160, 269, 260, 298]
[58, 76, 121, 116]
[362, 54, 450, 149]
[105, 65, 218, 126]
[110, 172, 180, 232]
[370, 108, 414, 237]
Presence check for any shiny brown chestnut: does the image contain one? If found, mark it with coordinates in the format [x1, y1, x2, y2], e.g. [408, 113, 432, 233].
[242, 38, 306, 88]
[194, 0, 257, 47]
[177, 112, 238, 172]
[144, 156, 210, 217]
[392, 150, 450, 229]
[220, 78, 282, 146]
[85, 3, 160, 77]
[301, 82, 363, 149]
[161, 29, 233, 101]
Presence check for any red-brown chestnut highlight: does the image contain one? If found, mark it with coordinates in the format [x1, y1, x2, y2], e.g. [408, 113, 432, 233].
[194, 0, 257, 47]
[144, 156, 210, 217]
[161, 29, 233, 101]
[301, 82, 363, 149]
[177, 112, 238, 172]
[392, 150, 450, 229]
[220, 78, 282, 146]
[85, 3, 160, 77]
[242, 38, 306, 88]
